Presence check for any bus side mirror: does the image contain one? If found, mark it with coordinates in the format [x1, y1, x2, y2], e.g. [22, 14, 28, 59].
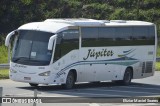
[48, 34, 57, 50]
[5, 30, 18, 47]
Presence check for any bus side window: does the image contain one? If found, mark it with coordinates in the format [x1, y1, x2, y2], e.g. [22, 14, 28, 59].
[81, 27, 98, 47]
[98, 27, 115, 46]
[54, 29, 79, 62]
[60, 30, 79, 57]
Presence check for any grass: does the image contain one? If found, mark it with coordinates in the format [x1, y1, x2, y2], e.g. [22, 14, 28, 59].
[157, 45, 160, 57]
[0, 45, 8, 64]
[0, 69, 9, 79]
[156, 62, 160, 71]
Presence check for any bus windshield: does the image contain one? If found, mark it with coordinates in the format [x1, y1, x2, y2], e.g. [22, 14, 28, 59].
[12, 30, 54, 66]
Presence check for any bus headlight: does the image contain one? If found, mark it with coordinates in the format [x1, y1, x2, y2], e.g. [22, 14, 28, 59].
[39, 71, 51, 76]
[10, 69, 17, 73]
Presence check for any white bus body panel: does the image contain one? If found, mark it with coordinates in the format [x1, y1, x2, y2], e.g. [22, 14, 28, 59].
[78, 46, 155, 82]
[10, 45, 155, 85]
[10, 50, 79, 85]
[10, 63, 53, 84]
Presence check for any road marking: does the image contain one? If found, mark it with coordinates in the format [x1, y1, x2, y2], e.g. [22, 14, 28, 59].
[5, 92, 34, 96]
[72, 84, 160, 92]
[34, 84, 160, 97]
[38, 95, 78, 97]
[6, 90, 125, 97]
[3, 83, 160, 98]
[89, 103, 100, 106]
[117, 86, 160, 91]
[82, 88, 159, 95]
[47, 91, 128, 97]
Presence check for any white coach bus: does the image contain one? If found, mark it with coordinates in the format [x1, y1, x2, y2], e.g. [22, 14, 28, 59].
[5, 19, 157, 89]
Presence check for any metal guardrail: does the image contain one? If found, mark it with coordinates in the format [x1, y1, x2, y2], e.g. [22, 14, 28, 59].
[0, 87, 2, 106]
[156, 57, 160, 62]
[0, 64, 9, 69]
[0, 57, 160, 69]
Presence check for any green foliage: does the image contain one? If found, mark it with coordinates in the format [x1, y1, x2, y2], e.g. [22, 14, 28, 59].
[82, 3, 113, 19]
[143, 0, 160, 9]
[110, 8, 126, 20]
[157, 43, 160, 57]
[0, 45, 8, 64]
[156, 62, 160, 71]
[0, 0, 159, 35]
[0, 69, 9, 79]
[20, 0, 32, 5]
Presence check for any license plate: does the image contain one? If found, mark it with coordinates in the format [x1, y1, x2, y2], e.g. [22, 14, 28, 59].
[24, 77, 31, 80]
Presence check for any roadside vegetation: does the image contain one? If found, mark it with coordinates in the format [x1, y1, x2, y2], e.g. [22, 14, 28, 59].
[0, 69, 9, 79]
[0, 45, 8, 64]
[0, 0, 160, 35]
[156, 62, 160, 71]
[157, 44, 160, 57]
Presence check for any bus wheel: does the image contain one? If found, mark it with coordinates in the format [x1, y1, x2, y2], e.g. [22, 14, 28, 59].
[29, 83, 38, 87]
[63, 71, 75, 89]
[122, 68, 132, 85]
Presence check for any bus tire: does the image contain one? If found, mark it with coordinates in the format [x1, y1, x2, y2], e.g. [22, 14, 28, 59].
[63, 71, 75, 89]
[29, 83, 38, 87]
[121, 68, 132, 85]
[112, 68, 132, 85]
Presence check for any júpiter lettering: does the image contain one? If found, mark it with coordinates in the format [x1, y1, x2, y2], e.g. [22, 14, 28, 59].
[83, 49, 114, 60]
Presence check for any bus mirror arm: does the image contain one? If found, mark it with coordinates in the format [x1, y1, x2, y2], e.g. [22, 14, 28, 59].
[48, 34, 57, 50]
[5, 30, 17, 47]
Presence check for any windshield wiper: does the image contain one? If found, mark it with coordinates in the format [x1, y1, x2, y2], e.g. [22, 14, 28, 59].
[13, 57, 29, 62]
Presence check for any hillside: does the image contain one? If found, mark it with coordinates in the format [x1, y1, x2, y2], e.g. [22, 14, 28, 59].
[0, 0, 160, 35]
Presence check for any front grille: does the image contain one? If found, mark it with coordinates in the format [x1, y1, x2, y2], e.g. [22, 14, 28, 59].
[145, 61, 153, 73]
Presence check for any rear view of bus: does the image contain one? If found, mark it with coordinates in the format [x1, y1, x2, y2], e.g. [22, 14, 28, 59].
[5, 19, 157, 89]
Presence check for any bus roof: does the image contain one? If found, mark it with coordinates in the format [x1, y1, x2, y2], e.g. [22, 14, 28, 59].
[18, 18, 154, 33]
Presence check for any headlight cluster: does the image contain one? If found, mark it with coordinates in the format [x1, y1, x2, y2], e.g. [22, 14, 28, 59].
[39, 71, 51, 76]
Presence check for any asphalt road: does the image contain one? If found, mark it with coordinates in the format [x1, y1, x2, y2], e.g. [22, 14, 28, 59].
[0, 72, 160, 106]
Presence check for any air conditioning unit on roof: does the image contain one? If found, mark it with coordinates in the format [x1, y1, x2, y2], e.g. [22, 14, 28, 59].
[110, 20, 126, 23]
